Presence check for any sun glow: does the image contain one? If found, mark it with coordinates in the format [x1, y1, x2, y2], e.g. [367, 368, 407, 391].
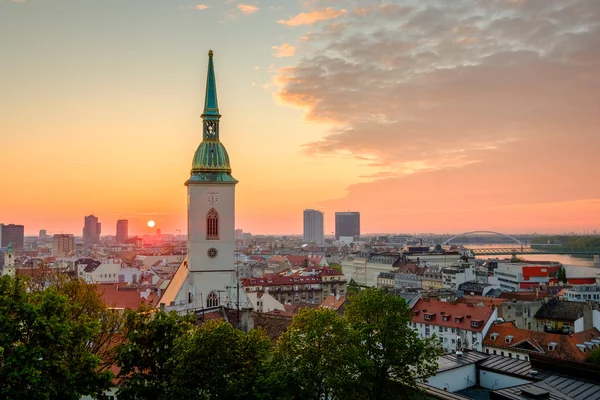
[147, 220, 156, 228]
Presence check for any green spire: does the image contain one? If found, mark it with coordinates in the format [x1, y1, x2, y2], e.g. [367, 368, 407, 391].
[186, 50, 238, 185]
[202, 50, 220, 119]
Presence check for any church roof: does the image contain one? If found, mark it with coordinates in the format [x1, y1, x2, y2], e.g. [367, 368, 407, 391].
[187, 50, 237, 185]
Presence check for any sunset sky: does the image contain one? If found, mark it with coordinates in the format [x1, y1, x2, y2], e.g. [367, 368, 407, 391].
[1, 0, 599, 236]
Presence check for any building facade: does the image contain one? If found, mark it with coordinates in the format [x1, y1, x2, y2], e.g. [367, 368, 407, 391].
[116, 219, 129, 244]
[83, 215, 101, 248]
[334, 211, 360, 240]
[52, 234, 75, 257]
[0, 223, 25, 252]
[303, 209, 324, 245]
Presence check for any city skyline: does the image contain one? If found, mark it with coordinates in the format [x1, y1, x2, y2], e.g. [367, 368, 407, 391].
[2, 0, 600, 236]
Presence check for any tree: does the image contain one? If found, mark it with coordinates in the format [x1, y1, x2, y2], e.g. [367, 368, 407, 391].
[557, 267, 568, 284]
[170, 320, 272, 399]
[116, 307, 195, 400]
[0, 275, 113, 400]
[347, 278, 361, 296]
[329, 263, 343, 273]
[588, 346, 600, 365]
[345, 288, 442, 400]
[263, 308, 360, 400]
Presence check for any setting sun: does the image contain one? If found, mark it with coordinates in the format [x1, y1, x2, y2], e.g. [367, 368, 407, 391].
[147, 220, 156, 228]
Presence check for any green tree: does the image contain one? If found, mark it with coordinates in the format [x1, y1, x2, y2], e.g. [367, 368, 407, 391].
[345, 288, 442, 400]
[329, 263, 343, 273]
[263, 308, 360, 400]
[0, 275, 112, 400]
[557, 267, 568, 284]
[170, 320, 272, 399]
[588, 346, 600, 365]
[116, 307, 195, 400]
[347, 278, 361, 296]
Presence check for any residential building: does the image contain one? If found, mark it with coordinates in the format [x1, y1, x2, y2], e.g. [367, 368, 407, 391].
[411, 299, 498, 352]
[563, 285, 600, 303]
[83, 215, 101, 248]
[116, 219, 129, 244]
[377, 271, 395, 289]
[421, 266, 444, 290]
[341, 252, 399, 287]
[501, 299, 545, 330]
[483, 321, 600, 362]
[0, 223, 25, 252]
[303, 209, 324, 245]
[442, 262, 476, 291]
[246, 292, 286, 313]
[534, 298, 595, 333]
[320, 295, 346, 315]
[52, 234, 75, 257]
[394, 262, 426, 289]
[334, 211, 360, 240]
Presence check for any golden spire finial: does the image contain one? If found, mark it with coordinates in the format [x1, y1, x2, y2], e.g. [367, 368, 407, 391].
[208, 49, 213, 57]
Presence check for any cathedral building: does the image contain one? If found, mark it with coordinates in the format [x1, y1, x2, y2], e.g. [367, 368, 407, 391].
[159, 50, 248, 312]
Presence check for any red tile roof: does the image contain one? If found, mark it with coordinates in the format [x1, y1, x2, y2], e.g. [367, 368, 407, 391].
[320, 295, 346, 310]
[411, 299, 495, 332]
[483, 321, 600, 363]
[242, 275, 321, 287]
[95, 284, 159, 310]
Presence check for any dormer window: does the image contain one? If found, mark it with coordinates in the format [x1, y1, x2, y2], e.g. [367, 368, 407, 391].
[505, 335, 514, 344]
[548, 342, 557, 351]
[490, 333, 499, 341]
[576, 344, 586, 353]
[443, 315, 450, 321]
[471, 321, 480, 328]
[424, 313, 435, 321]
[455, 316, 464, 323]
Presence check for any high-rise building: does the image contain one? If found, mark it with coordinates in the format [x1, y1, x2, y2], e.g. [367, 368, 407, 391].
[83, 215, 101, 248]
[0, 224, 25, 252]
[335, 212, 360, 240]
[52, 234, 75, 257]
[116, 220, 129, 244]
[39, 229, 47, 238]
[303, 209, 324, 245]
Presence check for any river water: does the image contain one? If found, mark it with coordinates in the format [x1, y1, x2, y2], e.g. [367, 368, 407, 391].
[467, 244, 598, 268]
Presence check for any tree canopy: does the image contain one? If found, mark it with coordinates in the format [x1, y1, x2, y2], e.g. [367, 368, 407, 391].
[0, 275, 113, 400]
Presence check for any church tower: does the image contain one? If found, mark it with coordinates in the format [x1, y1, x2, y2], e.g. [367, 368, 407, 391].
[185, 50, 238, 309]
[2, 243, 15, 278]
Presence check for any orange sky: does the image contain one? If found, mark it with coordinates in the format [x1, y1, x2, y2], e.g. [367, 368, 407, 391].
[1, 0, 599, 236]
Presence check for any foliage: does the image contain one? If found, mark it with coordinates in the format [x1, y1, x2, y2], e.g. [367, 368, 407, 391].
[0, 275, 113, 400]
[329, 263, 343, 272]
[116, 307, 195, 400]
[345, 288, 443, 400]
[347, 278, 361, 296]
[263, 308, 360, 400]
[557, 267, 568, 284]
[170, 320, 272, 399]
[588, 346, 600, 365]
[531, 235, 600, 251]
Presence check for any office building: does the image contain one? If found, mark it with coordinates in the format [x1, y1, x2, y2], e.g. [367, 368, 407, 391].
[334, 211, 360, 240]
[39, 229, 47, 238]
[0, 223, 25, 252]
[303, 209, 324, 245]
[83, 215, 101, 248]
[116, 219, 129, 244]
[52, 234, 75, 257]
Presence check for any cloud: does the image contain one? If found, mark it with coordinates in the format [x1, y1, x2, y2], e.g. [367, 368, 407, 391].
[196, 4, 210, 10]
[277, 7, 346, 26]
[272, 43, 296, 58]
[238, 4, 260, 14]
[275, 0, 600, 231]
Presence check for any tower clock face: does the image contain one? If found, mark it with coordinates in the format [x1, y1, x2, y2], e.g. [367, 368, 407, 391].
[207, 248, 218, 258]
[206, 193, 219, 204]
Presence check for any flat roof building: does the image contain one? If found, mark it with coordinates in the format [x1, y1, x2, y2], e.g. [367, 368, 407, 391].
[335, 211, 360, 240]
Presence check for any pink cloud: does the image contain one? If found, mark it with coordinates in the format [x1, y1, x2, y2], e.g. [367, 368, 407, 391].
[196, 4, 210, 10]
[272, 43, 296, 58]
[238, 4, 260, 14]
[277, 7, 346, 26]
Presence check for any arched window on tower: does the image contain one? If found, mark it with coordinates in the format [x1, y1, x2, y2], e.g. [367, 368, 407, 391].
[206, 208, 219, 240]
[207, 291, 219, 308]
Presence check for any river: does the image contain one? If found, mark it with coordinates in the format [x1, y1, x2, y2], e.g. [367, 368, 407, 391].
[467, 244, 598, 268]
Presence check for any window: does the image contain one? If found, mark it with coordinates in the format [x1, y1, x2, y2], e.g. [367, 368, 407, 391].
[486, 349, 489, 354]
[206, 208, 219, 240]
[207, 291, 219, 307]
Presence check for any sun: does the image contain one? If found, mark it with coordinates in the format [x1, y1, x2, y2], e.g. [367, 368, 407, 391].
[147, 220, 156, 228]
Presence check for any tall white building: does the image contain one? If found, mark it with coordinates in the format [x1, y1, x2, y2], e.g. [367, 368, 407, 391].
[303, 209, 324, 245]
[159, 50, 248, 312]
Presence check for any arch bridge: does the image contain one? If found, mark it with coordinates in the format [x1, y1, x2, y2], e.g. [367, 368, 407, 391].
[442, 231, 524, 245]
